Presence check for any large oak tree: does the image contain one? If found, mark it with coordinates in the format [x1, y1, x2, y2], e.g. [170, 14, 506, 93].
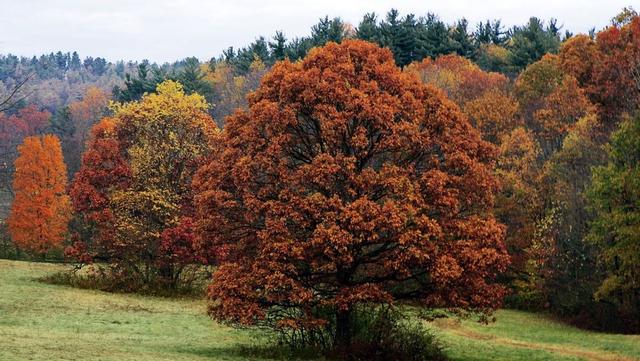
[194, 40, 509, 346]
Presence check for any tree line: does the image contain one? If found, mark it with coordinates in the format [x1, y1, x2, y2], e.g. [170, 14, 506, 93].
[0, 8, 584, 190]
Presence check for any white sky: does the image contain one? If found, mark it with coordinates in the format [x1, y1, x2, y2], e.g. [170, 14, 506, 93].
[0, 0, 633, 63]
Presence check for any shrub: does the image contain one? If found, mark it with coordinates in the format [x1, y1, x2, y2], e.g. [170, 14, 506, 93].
[40, 264, 212, 297]
[0, 221, 18, 259]
[331, 306, 446, 361]
[268, 304, 446, 361]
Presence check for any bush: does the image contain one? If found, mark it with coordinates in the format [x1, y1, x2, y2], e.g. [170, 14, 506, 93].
[0, 220, 64, 261]
[0, 221, 18, 259]
[265, 305, 446, 360]
[40, 264, 212, 297]
[333, 306, 446, 361]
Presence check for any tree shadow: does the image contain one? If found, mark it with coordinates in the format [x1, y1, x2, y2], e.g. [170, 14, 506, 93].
[171, 344, 324, 360]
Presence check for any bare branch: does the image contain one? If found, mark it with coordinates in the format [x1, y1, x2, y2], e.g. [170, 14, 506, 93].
[0, 73, 35, 113]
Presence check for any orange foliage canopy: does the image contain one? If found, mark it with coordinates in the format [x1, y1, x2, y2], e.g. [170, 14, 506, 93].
[8, 135, 71, 255]
[194, 40, 509, 332]
[68, 86, 110, 145]
[0, 105, 51, 188]
[515, 54, 593, 157]
[405, 54, 519, 145]
[559, 17, 640, 122]
[464, 90, 520, 144]
[404, 54, 509, 106]
[494, 127, 541, 270]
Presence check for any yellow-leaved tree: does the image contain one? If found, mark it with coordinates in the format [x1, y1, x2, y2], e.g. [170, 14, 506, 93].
[69, 80, 218, 289]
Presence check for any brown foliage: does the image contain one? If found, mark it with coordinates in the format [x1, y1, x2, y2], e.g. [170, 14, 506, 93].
[194, 40, 509, 341]
[405, 54, 509, 107]
[494, 128, 542, 271]
[464, 90, 520, 144]
[559, 17, 640, 123]
[406, 54, 519, 145]
[515, 54, 594, 157]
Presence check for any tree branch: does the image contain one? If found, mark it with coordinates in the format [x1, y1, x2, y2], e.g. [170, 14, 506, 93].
[0, 73, 34, 113]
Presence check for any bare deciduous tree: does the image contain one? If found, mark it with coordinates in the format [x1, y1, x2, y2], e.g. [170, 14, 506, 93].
[0, 73, 33, 113]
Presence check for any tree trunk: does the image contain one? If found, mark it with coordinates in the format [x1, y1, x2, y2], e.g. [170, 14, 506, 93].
[335, 307, 352, 348]
[158, 264, 174, 288]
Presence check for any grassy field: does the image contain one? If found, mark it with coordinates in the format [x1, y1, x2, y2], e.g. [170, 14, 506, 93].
[1, 259, 638, 361]
[431, 312, 640, 361]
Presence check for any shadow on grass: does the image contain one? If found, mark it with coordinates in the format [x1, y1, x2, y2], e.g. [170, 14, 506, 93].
[171, 344, 325, 360]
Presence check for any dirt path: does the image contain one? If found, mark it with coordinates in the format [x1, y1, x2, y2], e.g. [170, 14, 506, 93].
[432, 319, 637, 361]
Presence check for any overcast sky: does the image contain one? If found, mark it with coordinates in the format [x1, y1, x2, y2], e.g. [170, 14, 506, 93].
[0, 0, 632, 63]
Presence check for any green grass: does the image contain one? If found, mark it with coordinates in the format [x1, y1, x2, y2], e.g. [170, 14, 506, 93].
[1, 259, 639, 361]
[438, 309, 640, 360]
[0, 260, 278, 361]
[428, 309, 640, 361]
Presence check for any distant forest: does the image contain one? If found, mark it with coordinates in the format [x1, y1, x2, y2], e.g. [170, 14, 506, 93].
[0, 9, 575, 182]
[1, 9, 572, 111]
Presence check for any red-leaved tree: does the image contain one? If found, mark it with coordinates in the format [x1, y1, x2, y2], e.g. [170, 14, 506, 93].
[559, 16, 640, 124]
[194, 40, 509, 346]
[0, 105, 51, 191]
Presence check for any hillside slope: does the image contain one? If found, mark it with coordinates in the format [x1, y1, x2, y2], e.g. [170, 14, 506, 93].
[0, 260, 638, 361]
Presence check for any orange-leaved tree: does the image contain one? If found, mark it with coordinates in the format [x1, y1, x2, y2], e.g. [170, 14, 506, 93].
[464, 90, 520, 144]
[559, 16, 640, 124]
[494, 127, 542, 275]
[515, 54, 594, 158]
[194, 40, 509, 347]
[63, 86, 111, 176]
[405, 54, 520, 145]
[404, 54, 509, 107]
[404, 53, 535, 304]
[68, 86, 110, 146]
[8, 135, 71, 256]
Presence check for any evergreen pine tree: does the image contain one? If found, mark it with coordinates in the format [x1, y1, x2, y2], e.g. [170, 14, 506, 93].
[177, 57, 214, 100]
[269, 31, 287, 61]
[356, 13, 381, 43]
[70, 51, 81, 70]
[451, 19, 476, 57]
